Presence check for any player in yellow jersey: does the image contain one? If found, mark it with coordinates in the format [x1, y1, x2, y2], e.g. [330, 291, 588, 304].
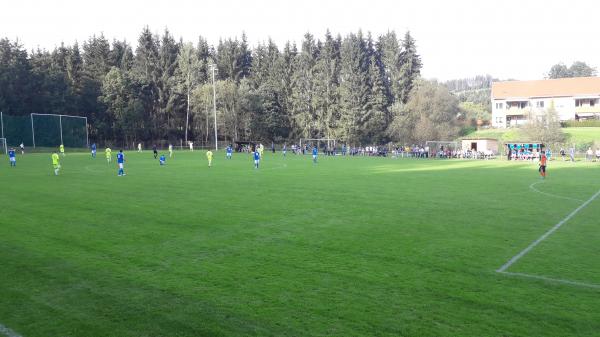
[59, 144, 65, 156]
[105, 147, 112, 163]
[52, 151, 61, 175]
[206, 150, 213, 167]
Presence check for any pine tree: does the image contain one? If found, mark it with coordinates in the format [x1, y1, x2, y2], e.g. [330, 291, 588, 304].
[314, 30, 341, 140]
[177, 42, 201, 143]
[290, 33, 319, 139]
[398, 31, 422, 104]
[339, 31, 370, 143]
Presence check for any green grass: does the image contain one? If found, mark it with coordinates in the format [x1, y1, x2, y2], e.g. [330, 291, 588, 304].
[465, 127, 600, 143]
[1, 151, 600, 337]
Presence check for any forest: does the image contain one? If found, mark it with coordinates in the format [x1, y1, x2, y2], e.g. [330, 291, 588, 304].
[1, 28, 466, 146]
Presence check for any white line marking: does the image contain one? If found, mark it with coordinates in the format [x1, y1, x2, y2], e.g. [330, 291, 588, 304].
[497, 188, 600, 273]
[0, 323, 23, 337]
[529, 181, 584, 202]
[499, 271, 600, 290]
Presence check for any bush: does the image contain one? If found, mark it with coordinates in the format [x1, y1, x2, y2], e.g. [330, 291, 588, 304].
[561, 120, 600, 127]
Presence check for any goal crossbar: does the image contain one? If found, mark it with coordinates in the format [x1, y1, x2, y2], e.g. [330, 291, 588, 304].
[300, 138, 337, 148]
[30, 113, 88, 148]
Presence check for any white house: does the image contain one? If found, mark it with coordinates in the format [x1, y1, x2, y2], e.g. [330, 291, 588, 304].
[491, 77, 600, 128]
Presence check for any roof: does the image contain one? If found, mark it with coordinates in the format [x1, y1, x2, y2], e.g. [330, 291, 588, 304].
[461, 138, 498, 141]
[491, 77, 600, 100]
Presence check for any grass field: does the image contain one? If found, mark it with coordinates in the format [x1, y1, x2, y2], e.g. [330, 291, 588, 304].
[466, 127, 600, 144]
[1, 151, 600, 337]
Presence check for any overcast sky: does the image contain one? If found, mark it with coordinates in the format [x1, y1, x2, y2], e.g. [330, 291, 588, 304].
[1, 0, 598, 81]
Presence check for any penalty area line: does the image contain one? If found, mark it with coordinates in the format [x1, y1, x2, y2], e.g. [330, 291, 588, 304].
[498, 271, 600, 290]
[497, 188, 600, 273]
[0, 323, 23, 337]
[528, 181, 584, 203]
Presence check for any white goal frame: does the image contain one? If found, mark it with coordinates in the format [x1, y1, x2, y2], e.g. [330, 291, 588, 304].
[299, 138, 337, 150]
[0, 138, 6, 155]
[31, 113, 89, 148]
[425, 141, 460, 152]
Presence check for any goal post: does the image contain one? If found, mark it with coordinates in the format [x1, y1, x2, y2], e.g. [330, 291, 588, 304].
[425, 141, 460, 157]
[0, 138, 6, 155]
[299, 138, 337, 151]
[31, 113, 88, 149]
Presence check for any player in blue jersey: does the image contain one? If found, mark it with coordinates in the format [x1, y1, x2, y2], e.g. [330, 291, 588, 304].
[8, 148, 16, 167]
[117, 150, 126, 176]
[253, 149, 260, 169]
[312, 145, 318, 164]
[226, 144, 233, 159]
[159, 154, 166, 165]
[91, 143, 97, 158]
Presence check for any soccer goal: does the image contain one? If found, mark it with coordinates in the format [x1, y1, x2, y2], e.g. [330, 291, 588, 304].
[0, 138, 7, 155]
[425, 141, 460, 158]
[300, 138, 337, 151]
[31, 113, 88, 148]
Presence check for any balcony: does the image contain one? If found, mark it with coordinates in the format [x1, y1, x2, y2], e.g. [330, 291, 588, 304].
[575, 106, 600, 114]
[505, 107, 528, 116]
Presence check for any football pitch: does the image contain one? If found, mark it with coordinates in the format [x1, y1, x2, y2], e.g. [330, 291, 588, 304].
[1, 151, 599, 337]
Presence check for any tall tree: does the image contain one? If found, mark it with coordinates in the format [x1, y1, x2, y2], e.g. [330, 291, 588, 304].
[339, 31, 370, 143]
[177, 42, 201, 143]
[547, 61, 597, 78]
[398, 31, 422, 104]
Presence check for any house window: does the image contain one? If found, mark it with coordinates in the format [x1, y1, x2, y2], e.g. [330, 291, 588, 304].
[495, 117, 503, 124]
[536, 101, 544, 108]
[495, 102, 504, 109]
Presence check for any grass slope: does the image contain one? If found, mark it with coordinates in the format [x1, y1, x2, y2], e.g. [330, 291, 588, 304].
[465, 127, 600, 143]
[1, 151, 599, 337]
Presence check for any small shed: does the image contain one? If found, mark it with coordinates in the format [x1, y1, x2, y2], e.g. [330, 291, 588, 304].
[461, 138, 499, 154]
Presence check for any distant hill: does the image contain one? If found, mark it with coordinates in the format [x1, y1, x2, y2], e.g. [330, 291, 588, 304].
[444, 75, 496, 111]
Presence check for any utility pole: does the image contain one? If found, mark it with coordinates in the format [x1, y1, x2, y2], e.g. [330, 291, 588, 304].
[208, 63, 218, 150]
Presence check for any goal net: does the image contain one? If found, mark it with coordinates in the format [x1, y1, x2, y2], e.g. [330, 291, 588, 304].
[31, 114, 88, 149]
[299, 138, 337, 151]
[0, 138, 6, 155]
[425, 141, 460, 158]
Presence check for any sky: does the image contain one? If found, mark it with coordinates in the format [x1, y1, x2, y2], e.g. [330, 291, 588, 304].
[1, 0, 599, 81]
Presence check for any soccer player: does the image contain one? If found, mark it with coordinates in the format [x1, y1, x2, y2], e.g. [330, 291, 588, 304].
[169, 144, 173, 158]
[312, 145, 318, 164]
[91, 143, 97, 158]
[137, 143, 142, 153]
[19, 142, 25, 154]
[59, 144, 65, 157]
[159, 154, 166, 165]
[52, 151, 61, 175]
[153, 144, 158, 159]
[226, 145, 233, 159]
[206, 149, 213, 167]
[253, 148, 260, 169]
[539, 152, 547, 179]
[569, 147, 575, 162]
[8, 148, 16, 167]
[283, 144, 287, 157]
[117, 150, 126, 176]
[258, 143, 264, 159]
[105, 147, 112, 163]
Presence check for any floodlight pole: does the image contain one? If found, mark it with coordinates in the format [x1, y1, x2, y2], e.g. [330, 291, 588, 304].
[0, 111, 4, 140]
[209, 63, 218, 151]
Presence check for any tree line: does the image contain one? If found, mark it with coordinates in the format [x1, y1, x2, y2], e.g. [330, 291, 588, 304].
[1, 27, 471, 146]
